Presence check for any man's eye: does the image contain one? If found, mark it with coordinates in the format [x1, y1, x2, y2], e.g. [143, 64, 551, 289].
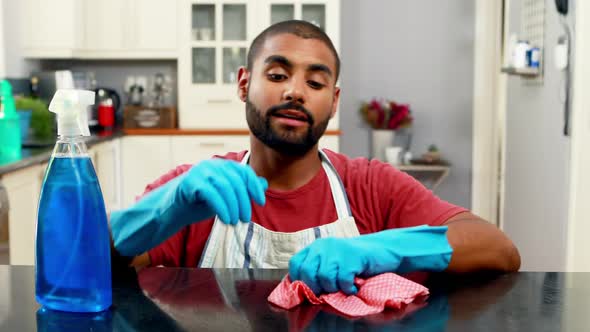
[267, 74, 286, 81]
[307, 80, 325, 89]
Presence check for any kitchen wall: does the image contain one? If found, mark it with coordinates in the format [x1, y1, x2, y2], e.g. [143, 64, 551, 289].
[339, 0, 476, 208]
[503, 0, 574, 271]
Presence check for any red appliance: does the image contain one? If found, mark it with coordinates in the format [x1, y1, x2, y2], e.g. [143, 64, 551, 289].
[97, 98, 115, 129]
[93, 88, 121, 130]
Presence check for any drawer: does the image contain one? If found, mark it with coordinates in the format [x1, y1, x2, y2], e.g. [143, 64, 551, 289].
[170, 135, 250, 166]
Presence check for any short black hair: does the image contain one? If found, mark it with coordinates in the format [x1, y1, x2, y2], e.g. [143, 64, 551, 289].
[246, 20, 340, 81]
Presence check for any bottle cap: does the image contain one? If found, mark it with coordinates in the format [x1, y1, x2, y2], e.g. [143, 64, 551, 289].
[48, 89, 95, 136]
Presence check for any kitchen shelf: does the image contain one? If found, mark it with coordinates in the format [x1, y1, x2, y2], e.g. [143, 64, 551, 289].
[501, 67, 540, 77]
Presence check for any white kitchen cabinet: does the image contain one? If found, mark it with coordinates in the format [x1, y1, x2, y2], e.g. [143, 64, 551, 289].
[178, 0, 257, 129]
[82, 0, 128, 53]
[120, 136, 173, 208]
[170, 134, 337, 167]
[91, 140, 122, 213]
[178, 0, 340, 129]
[19, 0, 83, 58]
[132, 0, 179, 54]
[20, 0, 178, 59]
[80, 0, 179, 59]
[121, 135, 249, 207]
[258, 0, 340, 51]
[170, 135, 250, 166]
[2, 164, 46, 265]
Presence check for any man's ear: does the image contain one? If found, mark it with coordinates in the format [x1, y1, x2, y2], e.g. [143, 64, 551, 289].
[237, 66, 250, 102]
[330, 86, 341, 119]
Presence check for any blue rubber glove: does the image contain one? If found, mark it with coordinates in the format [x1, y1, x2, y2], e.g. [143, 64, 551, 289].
[110, 159, 267, 256]
[289, 225, 453, 295]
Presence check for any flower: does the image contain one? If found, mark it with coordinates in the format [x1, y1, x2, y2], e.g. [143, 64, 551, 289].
[359, 98, 413, 130]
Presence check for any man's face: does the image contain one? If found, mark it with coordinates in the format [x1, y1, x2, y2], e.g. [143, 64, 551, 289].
[238, 33, 340, 156]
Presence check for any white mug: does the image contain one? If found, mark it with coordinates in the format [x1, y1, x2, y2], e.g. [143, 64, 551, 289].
[385, 146, 403, 165]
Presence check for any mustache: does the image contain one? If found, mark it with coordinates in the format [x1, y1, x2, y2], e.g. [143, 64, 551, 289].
[267, 102, 314, 124]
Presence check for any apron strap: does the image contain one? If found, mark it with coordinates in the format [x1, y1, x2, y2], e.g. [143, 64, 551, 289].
[319, 149, 353, 220]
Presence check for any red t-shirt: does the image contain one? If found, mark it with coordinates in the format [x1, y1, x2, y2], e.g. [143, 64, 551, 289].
[144, 149, 466, 267]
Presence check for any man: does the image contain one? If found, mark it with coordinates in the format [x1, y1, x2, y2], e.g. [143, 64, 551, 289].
[110, 20, 520, 295]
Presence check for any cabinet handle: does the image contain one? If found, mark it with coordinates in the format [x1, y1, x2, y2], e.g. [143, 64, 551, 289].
[207, 98, 233, 104]
[199, 142, 225, 148]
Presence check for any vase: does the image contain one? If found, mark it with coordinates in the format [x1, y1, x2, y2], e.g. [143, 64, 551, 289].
[371, 129, 395, 161]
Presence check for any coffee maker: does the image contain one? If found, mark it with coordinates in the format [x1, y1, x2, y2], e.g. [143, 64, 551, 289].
[91, 88, 121, 131]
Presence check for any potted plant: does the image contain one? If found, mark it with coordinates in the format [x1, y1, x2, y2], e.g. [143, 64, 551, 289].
[15, 97, 54, 141]
[423, 144, 442, 163]
[359, 99, 413, 160]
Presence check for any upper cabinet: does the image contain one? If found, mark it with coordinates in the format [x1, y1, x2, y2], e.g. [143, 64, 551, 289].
[19, 0, 179, 59]
[82, 0, 128, 54]
[259, 0, 340, 51]
[80, 0, 179, 59]
[133, 0, 179, 54]
[178, 0, 258, 129]
[19, 0, 83, 58]
[177, 0, 340, 129]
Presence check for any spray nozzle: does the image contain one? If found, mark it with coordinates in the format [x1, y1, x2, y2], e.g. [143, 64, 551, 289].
[49, 89, 95, 137]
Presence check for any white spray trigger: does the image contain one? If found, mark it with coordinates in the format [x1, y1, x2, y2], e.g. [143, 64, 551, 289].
[49, 89, 95, 137]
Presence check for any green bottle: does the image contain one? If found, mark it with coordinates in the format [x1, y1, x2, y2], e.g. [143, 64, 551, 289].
[0, 80, 22, 164]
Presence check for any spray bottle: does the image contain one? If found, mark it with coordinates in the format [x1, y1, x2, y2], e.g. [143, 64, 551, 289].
[0, 80, 22, 164]
[36, 89, 112, 313]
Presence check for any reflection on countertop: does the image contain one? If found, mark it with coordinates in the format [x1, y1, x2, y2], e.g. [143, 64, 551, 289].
[0, 129, 124, 176]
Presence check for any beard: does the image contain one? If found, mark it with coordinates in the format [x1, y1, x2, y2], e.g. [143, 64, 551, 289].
[245, 97, 331, 157]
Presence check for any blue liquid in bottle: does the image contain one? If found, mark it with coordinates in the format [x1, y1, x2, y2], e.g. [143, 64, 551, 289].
[36, 156, 112, 312]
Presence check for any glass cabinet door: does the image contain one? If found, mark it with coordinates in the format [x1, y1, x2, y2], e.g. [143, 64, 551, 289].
[222, 4, 247, 84]
[192, 48, 215, 83]
[191, 2, 249, 85]
[265, 3, 327, 31]
[192, 4, 216, 41]
[271, 4, 294, 24]
[223, 4, 247, 41]
[302, 4, 325, 30]
[223, 47, 246, 83]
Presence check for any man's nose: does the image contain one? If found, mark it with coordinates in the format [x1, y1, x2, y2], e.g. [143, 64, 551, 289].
[282, 78, 305, 104]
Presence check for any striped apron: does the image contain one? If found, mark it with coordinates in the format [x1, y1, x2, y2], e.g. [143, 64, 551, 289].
[199, 149, 360, 269]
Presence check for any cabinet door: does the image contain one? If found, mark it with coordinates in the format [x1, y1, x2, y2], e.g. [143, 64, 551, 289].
[120, 136, 172, 208]
[92, 140, 122, 213]
[170, 135, 250, 166]
[178, 0, 255, 128]
[83, 0, 128, 52]
[2, 164, 45, 265]
[258, 0, 339, 46]
[19, 0, 81, 57]
[132, 0, 179, 53]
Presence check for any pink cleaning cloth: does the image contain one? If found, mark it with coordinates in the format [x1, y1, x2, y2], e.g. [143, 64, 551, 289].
[267, 273, 429, 317]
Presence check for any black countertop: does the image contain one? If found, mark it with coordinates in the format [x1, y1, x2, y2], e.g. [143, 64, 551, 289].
[0, 130, 124, 176]
[0, 265, 588, 331]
